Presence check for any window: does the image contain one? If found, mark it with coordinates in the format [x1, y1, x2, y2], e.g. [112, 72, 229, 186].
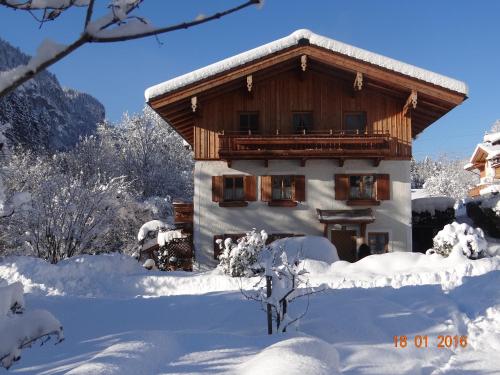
[293, 112, 313, 133]
[223, 176, 244, 201]
[344, 112, 366, 133]
[368, 232, 389, 254]
[239, 112, 259, 133]
[272, 175, 294, 200]
[349, 175, 375, 200]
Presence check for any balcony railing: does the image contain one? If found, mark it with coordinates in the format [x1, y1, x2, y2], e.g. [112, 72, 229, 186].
[218, 130, 404, 160]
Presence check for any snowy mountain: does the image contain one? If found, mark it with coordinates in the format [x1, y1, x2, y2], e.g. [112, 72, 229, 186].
[0, 38, 105, 150]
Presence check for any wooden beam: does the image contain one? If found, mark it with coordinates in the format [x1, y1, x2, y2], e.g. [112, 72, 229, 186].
[373, 157, 382, 167]
[338, 158, 345, 167]
[403, 90, 418, 117]
[300, 158, 306, 167]
[264, 159, 269, 168]
[353, 72, 363, 91]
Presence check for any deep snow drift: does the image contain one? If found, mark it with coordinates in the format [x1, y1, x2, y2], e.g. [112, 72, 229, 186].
[0, 250, 499, 374]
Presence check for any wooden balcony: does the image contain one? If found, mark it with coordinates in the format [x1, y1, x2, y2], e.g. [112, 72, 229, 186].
[218, 130, 407, 165]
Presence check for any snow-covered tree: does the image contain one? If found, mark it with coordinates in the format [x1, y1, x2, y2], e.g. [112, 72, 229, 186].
[0, 0, 261, 98]
[489, 119, 500, 133]
[412, 155, 478, 200]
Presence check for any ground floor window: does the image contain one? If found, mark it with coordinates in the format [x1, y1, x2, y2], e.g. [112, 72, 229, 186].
[349, 175, 375, 200]
[368, 232, 389, 254]
[223, 176, 244, 201]
[272, 175, 294, 200]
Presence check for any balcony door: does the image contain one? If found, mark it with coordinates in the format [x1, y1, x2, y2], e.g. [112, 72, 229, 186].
[331, 229, 357, 262]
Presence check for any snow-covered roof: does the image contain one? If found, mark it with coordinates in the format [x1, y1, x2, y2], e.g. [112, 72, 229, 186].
[145, 29, 468, 101]
[483, 131, 500, 145]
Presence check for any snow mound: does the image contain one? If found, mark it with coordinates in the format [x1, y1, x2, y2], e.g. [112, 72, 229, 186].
[145, 29, 467, 101]
[239, 336, 340, 375]
[269, 236, 339, 264]
[0, 254, 144, 297]
[0, 281, 24, 316]
[308, 251, 500, 291]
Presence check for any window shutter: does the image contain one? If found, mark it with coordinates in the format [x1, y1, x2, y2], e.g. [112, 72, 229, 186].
[244, 176, 257, 201]
[376, 174, 390, 200]
[261, 175, 272, 202]
[294, 175, 306, 202]
[334, 174, 349, 200]
[212, 176, 223, 202]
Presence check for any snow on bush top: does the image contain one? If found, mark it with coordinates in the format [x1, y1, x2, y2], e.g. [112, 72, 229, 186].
[145, 29, 468, 101]
[137, 220, 172, 242]
[412, 196, 455, 214]
[432, 222, 488, 258]
[268, 236, 339, 264]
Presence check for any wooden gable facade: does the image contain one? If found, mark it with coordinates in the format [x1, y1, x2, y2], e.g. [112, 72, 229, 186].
[148, 42, 466, 165]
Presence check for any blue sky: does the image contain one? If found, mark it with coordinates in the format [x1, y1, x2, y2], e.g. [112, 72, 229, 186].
[1, 0, 499, 159]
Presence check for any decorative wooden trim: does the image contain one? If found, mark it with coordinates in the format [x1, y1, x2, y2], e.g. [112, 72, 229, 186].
[268, 200, 298, 207]
[191, 96, 198, 113]
[246, 75, 253, 92]
[346, 199, 381, 206]
[353, 72, 363, 91]
[300, 54, 308, 72]
[403, 90, 418, 117]
[219, 201, 248, 207]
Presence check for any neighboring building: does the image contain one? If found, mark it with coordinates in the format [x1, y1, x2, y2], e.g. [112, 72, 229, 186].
[145, 29, 467, 266]
[464, 131, 500, 197]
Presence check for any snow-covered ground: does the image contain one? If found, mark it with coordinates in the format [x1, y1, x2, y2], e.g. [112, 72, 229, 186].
[0, 251, 499, 374]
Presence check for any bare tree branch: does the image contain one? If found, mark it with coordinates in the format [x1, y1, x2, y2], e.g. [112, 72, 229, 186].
[0, 0, 260, 98]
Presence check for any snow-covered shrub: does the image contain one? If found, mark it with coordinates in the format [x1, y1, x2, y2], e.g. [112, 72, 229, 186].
[0, 282, 63, 369]
[429, 222, 488, 259]
[217, 229, 268, 277]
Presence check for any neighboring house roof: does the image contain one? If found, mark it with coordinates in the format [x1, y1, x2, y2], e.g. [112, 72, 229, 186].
[145, 29, 467, 101]
[465, 132, 500, 170]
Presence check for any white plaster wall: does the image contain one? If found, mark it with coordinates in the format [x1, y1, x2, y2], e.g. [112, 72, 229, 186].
[194, 159, 411, 266]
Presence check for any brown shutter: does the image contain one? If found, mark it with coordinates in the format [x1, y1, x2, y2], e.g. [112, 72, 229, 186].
[376, 174, 390, 200]
[261, 175, 272, 202]
[244, 176, 257, 201]
[294, 175, 306, 202]
[334, 174, 349, 200]
[212, 176, 223, 202]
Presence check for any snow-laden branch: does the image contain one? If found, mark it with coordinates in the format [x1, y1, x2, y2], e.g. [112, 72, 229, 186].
[0, 0, 261, 98]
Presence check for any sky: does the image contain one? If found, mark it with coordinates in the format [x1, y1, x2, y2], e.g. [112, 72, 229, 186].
[1, 0, 499, 160]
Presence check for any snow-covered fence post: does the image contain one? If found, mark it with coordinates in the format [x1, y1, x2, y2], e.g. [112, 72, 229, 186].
[266, 275, 272, 335]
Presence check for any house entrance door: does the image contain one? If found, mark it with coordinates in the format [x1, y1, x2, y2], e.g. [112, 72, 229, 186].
[331, 230, 357, 262]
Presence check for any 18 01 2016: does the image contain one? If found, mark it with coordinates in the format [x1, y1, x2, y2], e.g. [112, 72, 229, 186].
[393, 335, 467, 348]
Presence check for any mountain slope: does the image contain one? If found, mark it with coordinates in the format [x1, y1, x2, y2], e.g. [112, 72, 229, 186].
[0, 38, 105, 150]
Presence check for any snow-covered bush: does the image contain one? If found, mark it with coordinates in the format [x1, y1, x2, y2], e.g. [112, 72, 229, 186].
[429, 222, 488, 259]
[0, 282, 63, 369]
[217, 229, 268, 277]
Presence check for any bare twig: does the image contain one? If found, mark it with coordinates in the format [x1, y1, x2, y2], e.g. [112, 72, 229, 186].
[0, 0, 260, 98]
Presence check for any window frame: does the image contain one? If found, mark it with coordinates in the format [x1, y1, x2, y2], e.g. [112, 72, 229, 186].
[367, 232, 389, 254]
[238, 111, 259, 134]
[223, 175, 245, 202]
[292, 111, 313, 134]
[271, 175, 295, 201]
[348, 175, 376, 201]
[343, 111, 367, 134]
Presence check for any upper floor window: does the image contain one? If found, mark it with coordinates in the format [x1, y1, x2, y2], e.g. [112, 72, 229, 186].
[239, 112, 259, 134]
[349, 175, 375, 200]
[272, 175, 294, 200]
[223, 176, 244, 201]
[292, 112, 313, 134]
[344, 112, 366, 133]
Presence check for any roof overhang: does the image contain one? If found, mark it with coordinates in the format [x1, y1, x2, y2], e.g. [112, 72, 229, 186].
[317, 208, 375, 224]
[146, 29, 468, 145]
